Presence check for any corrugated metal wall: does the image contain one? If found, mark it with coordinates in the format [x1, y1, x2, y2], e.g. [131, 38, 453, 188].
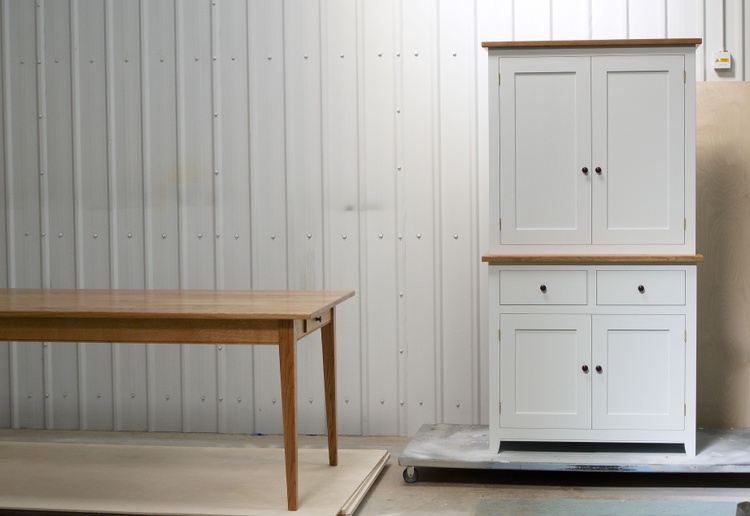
[0, 0, 745, 436]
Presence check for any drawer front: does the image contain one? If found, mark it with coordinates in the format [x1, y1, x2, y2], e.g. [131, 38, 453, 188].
[500, 270, 587, 305]
[596, 270, 685, 305]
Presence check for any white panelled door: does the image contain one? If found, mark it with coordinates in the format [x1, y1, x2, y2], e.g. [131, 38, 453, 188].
[500, 314, 591, 429]
[591, 55, 685, 245]
[499, 57, 592, 244]
[592, 315, 685, 431]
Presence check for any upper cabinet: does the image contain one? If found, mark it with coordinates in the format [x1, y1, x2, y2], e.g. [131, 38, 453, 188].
[487, 41, 699, 254]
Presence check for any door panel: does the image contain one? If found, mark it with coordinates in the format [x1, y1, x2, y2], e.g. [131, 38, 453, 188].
[500, 314, 591, 429]
[592, 315, 685, 430]
[591, 55, 685, 244]
[499, 57, 591, 244]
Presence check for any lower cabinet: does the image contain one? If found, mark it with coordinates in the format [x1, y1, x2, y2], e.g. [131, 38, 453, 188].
[489, 265, 697, 455]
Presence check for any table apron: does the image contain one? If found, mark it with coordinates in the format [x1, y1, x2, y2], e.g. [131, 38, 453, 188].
[0, 316, 333, 345]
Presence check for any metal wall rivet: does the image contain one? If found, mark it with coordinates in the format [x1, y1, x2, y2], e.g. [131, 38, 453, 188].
[214, 112, 218, 117]
[414, 52, 418, 57]
[214, 169, 219, 175]
[400, 401, 404, 405]
[45, 393, 49, 398]
[419, 401, 423, 406]
[58, 232, 63, 237]
[43, 343, 48, 347]
[37, 59, 42, 64]
[20, 60, 24, 64]
[130, 393, 135, 399]
[453, 233, 458, 239]
[201, 396, 206, 402]
[304, 54, 309, 59]
[398, 235, 402, 240]
[25, 232, 29, 236]
[162, 233, 167, 238]
[40, 170, 44, 175]
[272, 398, 277, 404]
[97, 393, 102, 399]
[340, 53, 344, 58]
[219, 397, 223, 402]
[93, 233, 98, 238]
[237, 397, 242, 403]
[125, 58, 129, 62]
[378, 52, 382, 57]
[397, 166, 402, 170]
[41, 232, 46, 237]
[218, 345, 223, 350]
[396, 52, 401, 57]
[90, 59, 94, 63]
[308, 398, 313, 403]
[195, 57, 199, 61]
[234, 233, 239, 239]
[399, 292, 403, 297]
[267, 55, 272, 60]
[231, 56, 236, 61]
[399, 349, 404, 354]
[342, 234, 347, 239]
[378, 233, 383, 239]
[453, 52, 457, 57]
[212, 56, 217, 61]
[396, 108, 401, 113]
[55, 58, 59, 63]
[307, 233, 312, 239]
[416, 233, 421, 239]
[456, 402, 460, 408]
[216, 233, 220, 238]
[198, 233, 203, 238]
[345, 398, 349, 403]
[38, 114, 42, 119]
[127, 233, 132, 238]
[166, 394, 171, 400]
[27, 393, 32, 398]
[63, 392, 68, 398]
[271, 234, 276, 239]
[380, 399, 385, 404]
[160, 57, 164, 62]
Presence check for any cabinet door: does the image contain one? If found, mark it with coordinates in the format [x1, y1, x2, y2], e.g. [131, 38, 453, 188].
[500, 314, 591, 429]
[499, 57, 591, 244]
[592, 315, 685, 430]
[591, 55, 685, 245]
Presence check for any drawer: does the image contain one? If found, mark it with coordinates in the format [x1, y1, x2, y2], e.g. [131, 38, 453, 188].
[500, 270, 587, 305]
[596, 270, 685, 305]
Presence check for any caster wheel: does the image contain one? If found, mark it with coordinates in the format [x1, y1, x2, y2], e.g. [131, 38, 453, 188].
[402, 466, 419, 483]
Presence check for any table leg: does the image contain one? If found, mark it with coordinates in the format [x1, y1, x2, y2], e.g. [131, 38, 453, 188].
[321, 308, 338, 466]
[279, 321, 298, 511]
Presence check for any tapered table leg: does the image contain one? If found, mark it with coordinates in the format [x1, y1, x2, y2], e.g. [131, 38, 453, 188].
[321, 308, 338, 466]
[279, 321, 298, 511]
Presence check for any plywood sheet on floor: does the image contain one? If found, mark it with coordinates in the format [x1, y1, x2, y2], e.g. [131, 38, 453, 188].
[0, 442, 389, 515]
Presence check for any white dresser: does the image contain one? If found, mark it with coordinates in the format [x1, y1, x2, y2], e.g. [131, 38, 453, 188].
[482, 39, 703, 455]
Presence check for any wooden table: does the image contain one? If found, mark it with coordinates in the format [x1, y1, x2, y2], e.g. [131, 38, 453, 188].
[0, 288, 355, 511]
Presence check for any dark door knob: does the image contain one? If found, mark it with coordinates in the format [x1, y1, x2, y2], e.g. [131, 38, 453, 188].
[638, 285, 645, 294]
[582, 365, 589, 373]
[595, 365, 603, 373]
[595, 166, 602, 175]
[582, 167, 589, 175]
[540, 285, 547, 293]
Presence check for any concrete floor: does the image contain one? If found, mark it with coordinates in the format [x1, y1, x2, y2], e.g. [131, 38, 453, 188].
[0, 430, 749, 515]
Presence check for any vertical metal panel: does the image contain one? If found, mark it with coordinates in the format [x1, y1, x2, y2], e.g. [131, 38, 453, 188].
[514, 0, 551, 40]
[438, 0, 478, 425]
[321, 0, 363, 436]
[628, 0, 667, 39]
[591, 0, 627, 39]
[551, 0, 590, 40]
[141, 0, 182, 432]
[362, 0, 399, 436]
[0, 0, 8, 429]
[283, 0, 326, 435]
[6, 0, 44, 430]
[248, 0, 286, 435]
[109, 0, 147, 432]
[218, 0, 254, 435]
[401, 0, 439, 436]
[176, 1, 218, 433]
[76, 0, 112, 431]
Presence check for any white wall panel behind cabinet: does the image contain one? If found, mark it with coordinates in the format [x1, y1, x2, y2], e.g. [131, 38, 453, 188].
[439, 0, 479, 425]
[401, 0, 439, 436]
[1, 0, 748, 436]
[44, 0, 79, 431]
[322, 0, 363, 436]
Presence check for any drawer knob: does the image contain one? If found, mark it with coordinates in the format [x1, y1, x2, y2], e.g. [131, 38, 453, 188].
[595, 166, 602, 175]
[637, 285, 645, 294]
[539, 284, 547, 293]
[581, 167, 589, 175]
[595, 365, 603, 374]
[581, 365, 589, 373]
